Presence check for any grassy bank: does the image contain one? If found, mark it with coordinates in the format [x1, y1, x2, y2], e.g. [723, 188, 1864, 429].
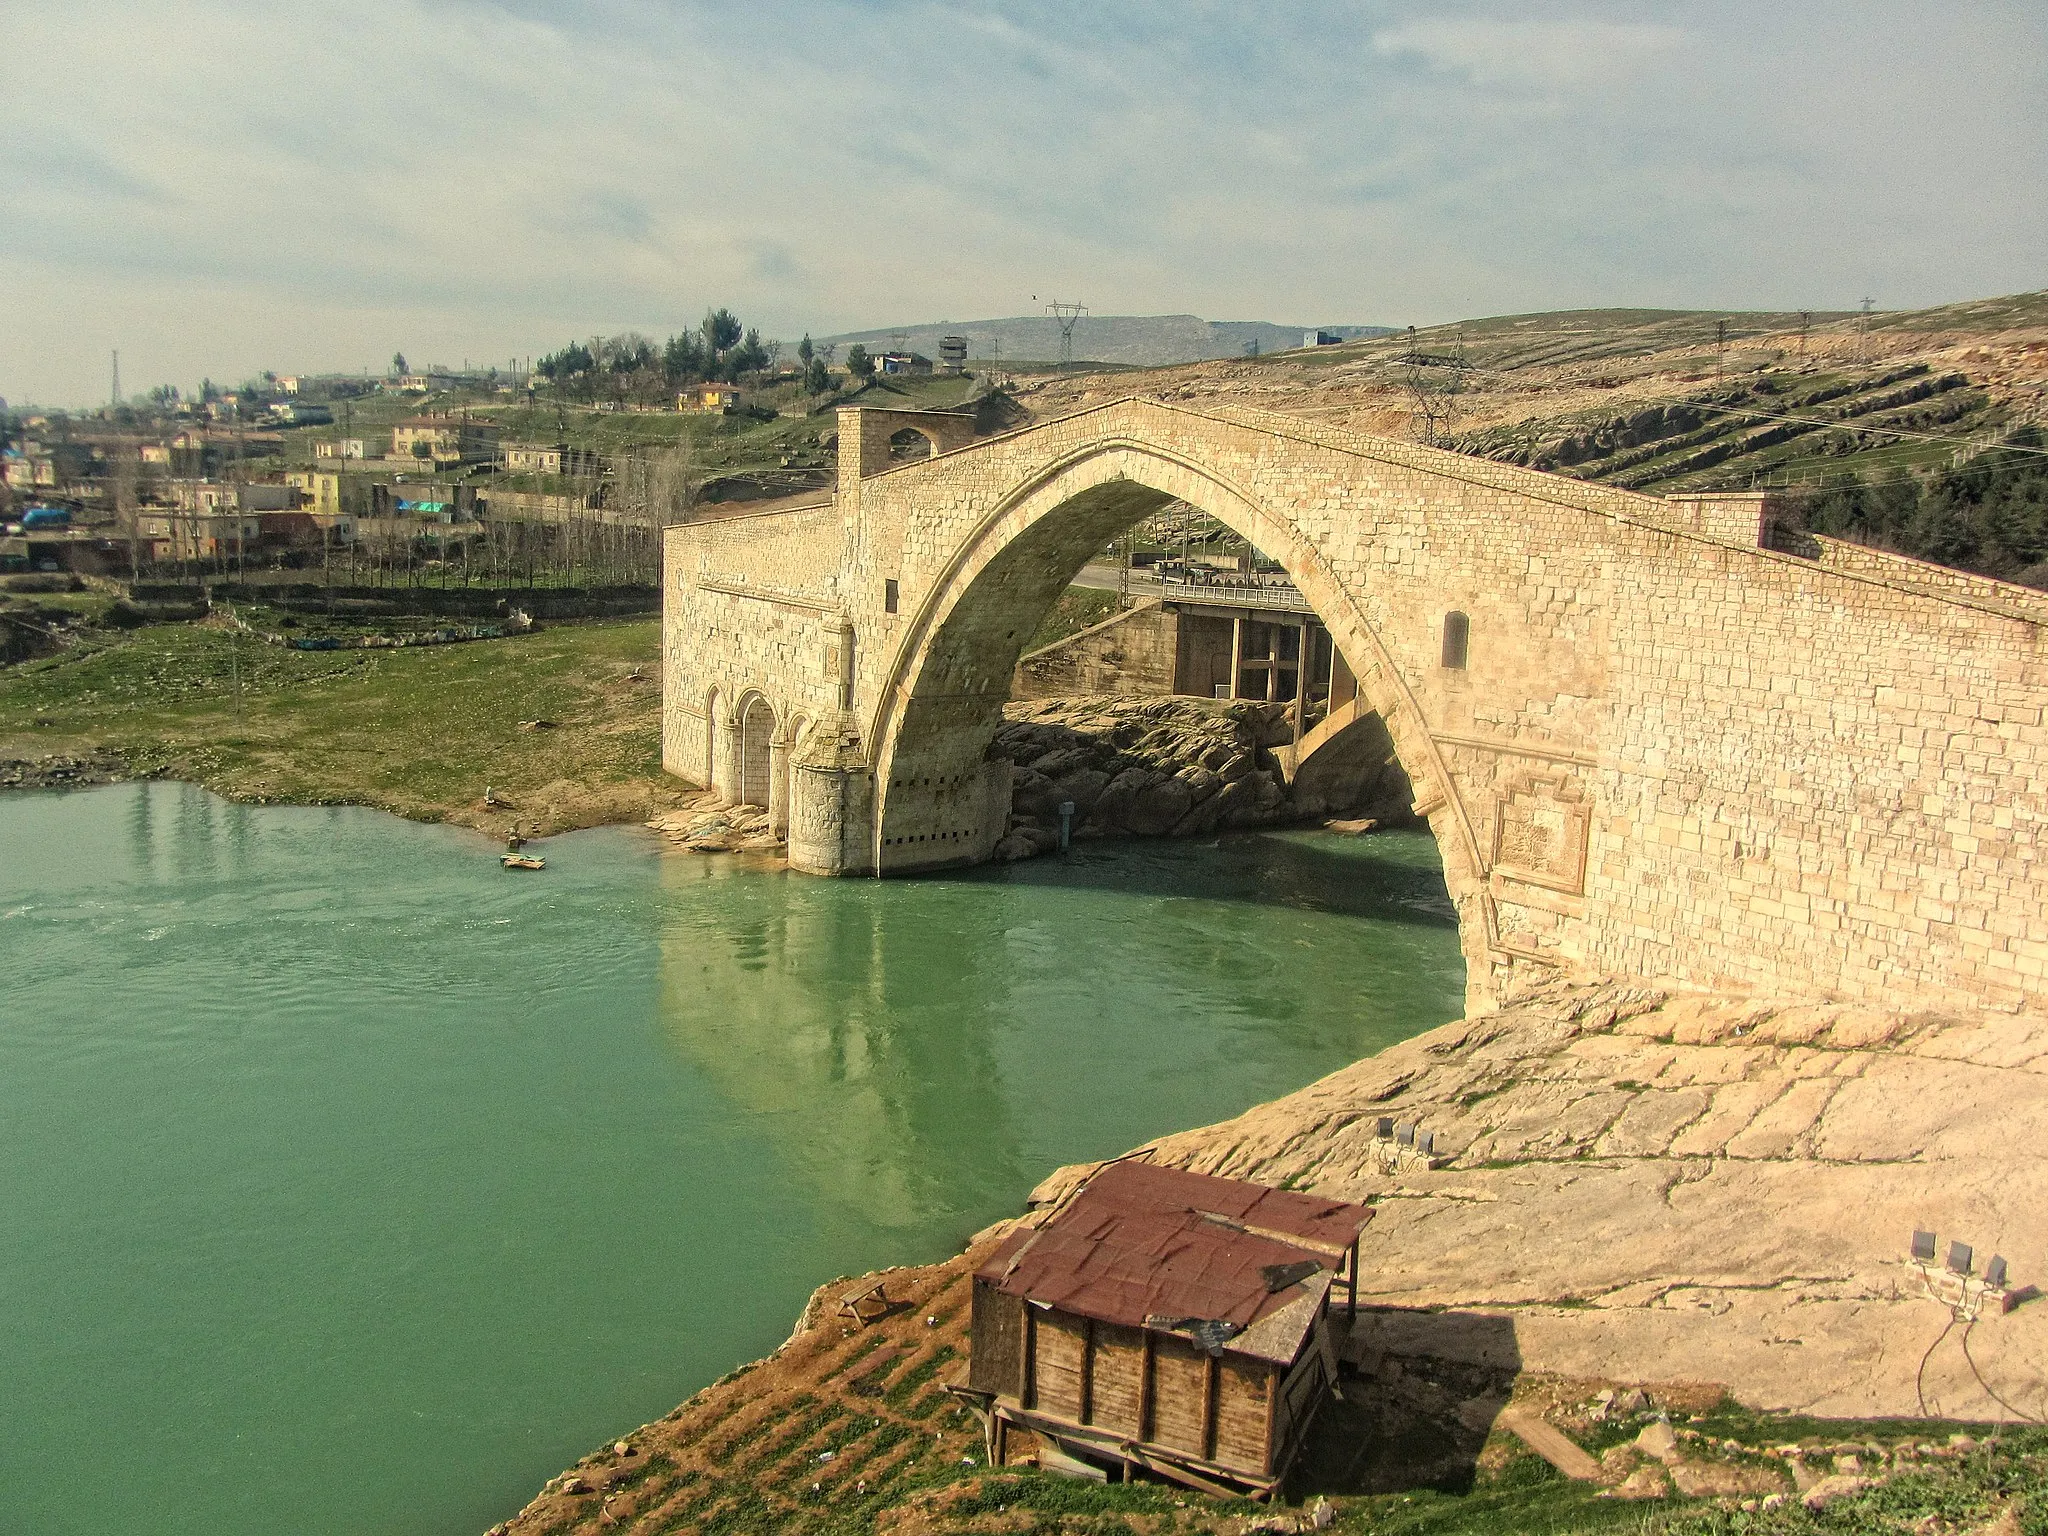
[497, 1243, 2045, 1536]
[0, 616, 682, 835]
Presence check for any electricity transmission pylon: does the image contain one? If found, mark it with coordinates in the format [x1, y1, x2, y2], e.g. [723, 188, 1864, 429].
[1045, 300, 1089, 366]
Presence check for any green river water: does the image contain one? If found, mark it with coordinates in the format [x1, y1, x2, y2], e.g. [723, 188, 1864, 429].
[0, 780, 1462, 1535]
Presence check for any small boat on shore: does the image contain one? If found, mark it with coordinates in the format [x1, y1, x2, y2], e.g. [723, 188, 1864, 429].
[501, 853, 546, 871]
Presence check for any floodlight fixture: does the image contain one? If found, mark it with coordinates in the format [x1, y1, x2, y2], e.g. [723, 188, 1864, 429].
[1985, 1255, 2008, 1289]
[1910, 1230, 1936, 1263]
[1947, 1241, 1974, 1276]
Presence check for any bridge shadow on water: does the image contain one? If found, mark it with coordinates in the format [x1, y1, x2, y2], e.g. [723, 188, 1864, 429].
[927, 827, 1461, 932]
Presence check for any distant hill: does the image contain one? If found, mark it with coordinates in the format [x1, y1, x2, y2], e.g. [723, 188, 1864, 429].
[815, 314, 1393, 368]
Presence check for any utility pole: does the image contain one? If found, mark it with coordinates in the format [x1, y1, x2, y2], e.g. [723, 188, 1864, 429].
[110, 350, 121, 408]
[1857, 297, 1875, 364]
[1797, 311, 1811, 357]
[1715, 320, 1728, 375]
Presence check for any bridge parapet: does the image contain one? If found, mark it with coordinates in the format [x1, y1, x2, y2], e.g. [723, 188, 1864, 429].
[836, 405, 978, 497]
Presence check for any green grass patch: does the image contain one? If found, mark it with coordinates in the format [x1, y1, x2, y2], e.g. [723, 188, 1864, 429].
[0, 616, 671, 832]
[1026, 587, 1126, 652]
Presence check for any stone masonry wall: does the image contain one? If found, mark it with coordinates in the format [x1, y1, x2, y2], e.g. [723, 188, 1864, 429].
[665, 398, 2048, 1016]
[1011, 599, 1177, 700]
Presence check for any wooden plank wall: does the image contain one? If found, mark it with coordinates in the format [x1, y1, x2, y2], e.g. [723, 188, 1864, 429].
[1090, 1322, 1146, 1439]
[968, 1281, 1025, 1396]
[1006, 1304, 1281, 1480]
[1216, 1358, 1275, 1473]
[1147, 1333, 1211, 1459]
[1033, 1309, 1089, 1421]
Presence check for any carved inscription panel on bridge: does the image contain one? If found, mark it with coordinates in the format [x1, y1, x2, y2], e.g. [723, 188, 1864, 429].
[1490, 774, 1590, 895]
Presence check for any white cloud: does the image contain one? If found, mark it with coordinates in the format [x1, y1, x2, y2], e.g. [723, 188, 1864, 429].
[1370, 16, 1685, 90]
[1, 1, 2043, 404]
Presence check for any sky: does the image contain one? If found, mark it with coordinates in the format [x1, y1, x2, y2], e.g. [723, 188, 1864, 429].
[3, 0, 2044, 406]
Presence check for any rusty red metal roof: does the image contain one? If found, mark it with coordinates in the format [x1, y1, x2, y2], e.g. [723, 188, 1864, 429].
[976, 1162, 1370, 1359]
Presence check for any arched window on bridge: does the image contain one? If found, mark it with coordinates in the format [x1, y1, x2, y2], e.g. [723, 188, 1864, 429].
[1441, 610, 1470, 670]
[888, 428, 933, 463]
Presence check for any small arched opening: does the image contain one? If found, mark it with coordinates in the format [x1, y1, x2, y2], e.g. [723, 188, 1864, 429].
[888, 428, 934, 464]
[1441, 610, 1470, 670]
[738, 693, 776, 807]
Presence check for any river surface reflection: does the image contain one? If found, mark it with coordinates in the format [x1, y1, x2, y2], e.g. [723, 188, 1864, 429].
[0, 781, 1461, 1536]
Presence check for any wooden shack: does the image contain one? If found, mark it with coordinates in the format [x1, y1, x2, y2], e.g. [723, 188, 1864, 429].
[959, 1161, 1371, 1497]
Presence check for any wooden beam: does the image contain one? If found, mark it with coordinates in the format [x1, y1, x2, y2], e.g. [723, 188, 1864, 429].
[1202, 1353, 1220, 1463]
[1262, 1362, 1280, 1480]
[1137, 1331, 1156, 1444]
[1079, 1316, 1095, 1427]
[1023, 1304, 1037, 1412]
[990, 1403, 1272, 1501]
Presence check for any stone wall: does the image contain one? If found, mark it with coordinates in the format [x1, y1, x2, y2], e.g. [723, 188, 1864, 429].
[1011, 599, 1177, 700]
[663, 398, 2048, 1016]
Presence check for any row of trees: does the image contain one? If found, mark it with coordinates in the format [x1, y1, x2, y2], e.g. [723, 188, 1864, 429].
[538, 311, 774, 400]
[1786, 429, 2048, 586]
[534, 314, 875, 403]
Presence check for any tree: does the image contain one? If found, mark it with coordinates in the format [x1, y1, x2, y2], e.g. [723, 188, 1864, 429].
[734, 328, 769, 376]
[392, 352, 408, 376]
[664, 331, 705, 384]
[537, 341, 595, 386]
[797, 334, 814, 365]
[804, 356, 831, 395]
[701, 308, 742, 359]
[846, 343, 874, 381]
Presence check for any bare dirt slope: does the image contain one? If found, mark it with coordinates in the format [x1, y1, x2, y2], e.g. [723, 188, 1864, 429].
[1003, 295, 2048, 494]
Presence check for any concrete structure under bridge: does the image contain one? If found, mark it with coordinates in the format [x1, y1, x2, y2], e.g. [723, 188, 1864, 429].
[663, 398, 2048, 1014]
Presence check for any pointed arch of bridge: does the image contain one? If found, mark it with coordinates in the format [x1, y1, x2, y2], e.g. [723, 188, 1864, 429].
[868, 438, 1495, 975]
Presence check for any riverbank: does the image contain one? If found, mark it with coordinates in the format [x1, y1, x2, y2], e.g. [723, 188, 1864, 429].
[496, 975, 2048, 1534]
[0, 616, 684, 835]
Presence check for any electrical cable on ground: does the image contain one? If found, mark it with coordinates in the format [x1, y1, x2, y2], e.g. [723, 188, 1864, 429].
[1960, 1317, 2045, 1425]
[1916, 1313, 1957, 1418]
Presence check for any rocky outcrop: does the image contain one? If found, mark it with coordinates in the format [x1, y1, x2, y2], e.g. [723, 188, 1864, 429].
[647, 795, 783, 854]
[990, 694, 1411, 861]
[1036, 977, 2048, 1422]
[0, 751, 137, 791]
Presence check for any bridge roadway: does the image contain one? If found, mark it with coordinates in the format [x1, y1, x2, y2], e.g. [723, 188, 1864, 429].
[662, 398, 2048, 1014]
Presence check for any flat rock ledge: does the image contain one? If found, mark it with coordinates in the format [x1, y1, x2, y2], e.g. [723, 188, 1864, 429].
[647, 795, 784, 855]
[1037, 976, 2048, 1422]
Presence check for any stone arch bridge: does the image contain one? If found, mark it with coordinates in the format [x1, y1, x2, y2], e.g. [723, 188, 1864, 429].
[664, 398, 2048, 1013]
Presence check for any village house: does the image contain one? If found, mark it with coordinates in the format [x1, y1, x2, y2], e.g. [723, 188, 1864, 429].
[957, 1161, 1370, 1497]
[876, 351, 933, 376]
[282, 469, 345, 517]
[390, 415, 500, 465]
[313, 439, 368, 461]
[388, 372, 462, 394]
[4, 441, 98, 489]
[680, 383, 742, 414]
[500, 440, 604, 477]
